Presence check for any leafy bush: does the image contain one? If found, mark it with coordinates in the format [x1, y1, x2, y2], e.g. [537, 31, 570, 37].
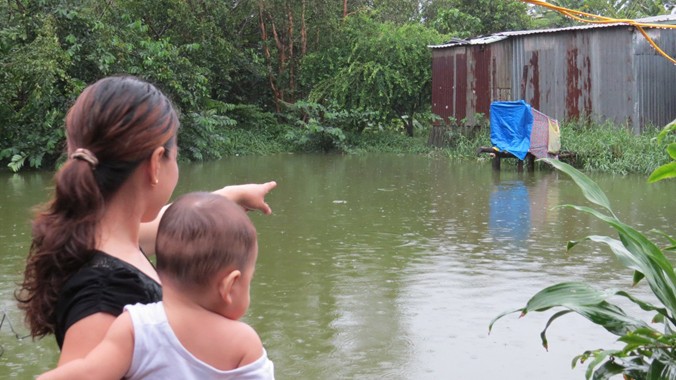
[561, 119, 672, 175]
[281, 101, 357, 153]
[345, 127, 432, 154]
[490, 154, 676, 380]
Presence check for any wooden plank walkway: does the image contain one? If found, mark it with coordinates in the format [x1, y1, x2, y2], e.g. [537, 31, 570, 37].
[476, 147, 535, 172]
[476, 147, 576, 171]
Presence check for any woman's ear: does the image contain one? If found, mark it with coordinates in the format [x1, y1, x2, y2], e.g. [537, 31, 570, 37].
[147, 146, 165, 186]
[218, 270, 241, 305]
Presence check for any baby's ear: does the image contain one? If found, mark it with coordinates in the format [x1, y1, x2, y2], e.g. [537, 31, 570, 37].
[218, 270, 241, 304]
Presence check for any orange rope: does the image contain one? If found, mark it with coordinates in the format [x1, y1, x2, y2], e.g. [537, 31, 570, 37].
[519, 0, 676, 65]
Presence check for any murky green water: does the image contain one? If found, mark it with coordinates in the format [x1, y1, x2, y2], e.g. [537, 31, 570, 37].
[1, 154, 674, 379]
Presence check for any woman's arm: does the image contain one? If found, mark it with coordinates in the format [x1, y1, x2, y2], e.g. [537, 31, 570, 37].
[139, 181, 277, 255]
[41, 313, 134, 379]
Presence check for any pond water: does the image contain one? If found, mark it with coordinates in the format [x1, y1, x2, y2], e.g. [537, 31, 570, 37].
[0, 154, 674, 379]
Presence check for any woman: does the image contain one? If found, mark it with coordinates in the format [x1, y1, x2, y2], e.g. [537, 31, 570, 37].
[16, 76, 276, 364]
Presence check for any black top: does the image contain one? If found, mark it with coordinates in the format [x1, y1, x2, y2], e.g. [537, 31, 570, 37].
[54, 251, 162, 349]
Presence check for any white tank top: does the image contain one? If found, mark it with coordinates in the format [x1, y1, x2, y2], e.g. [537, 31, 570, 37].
[124, 302, 275, 380]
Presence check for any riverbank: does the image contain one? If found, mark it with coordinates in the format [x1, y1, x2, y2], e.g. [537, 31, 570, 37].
[218, 119, 673, 176]
[3, 118, 670, 176]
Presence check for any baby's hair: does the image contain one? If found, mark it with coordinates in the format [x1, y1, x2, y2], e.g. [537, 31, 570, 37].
[156, 192, 257, 288]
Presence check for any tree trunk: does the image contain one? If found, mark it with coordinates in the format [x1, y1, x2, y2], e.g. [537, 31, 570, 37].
[301, 0, 307, 56]
[287, 4, 295, 102]
[402, 117, 414, 137]
[258, 3, 281, 112]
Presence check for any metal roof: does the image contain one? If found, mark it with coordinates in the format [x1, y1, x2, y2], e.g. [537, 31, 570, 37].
[429, 14, 676, 49]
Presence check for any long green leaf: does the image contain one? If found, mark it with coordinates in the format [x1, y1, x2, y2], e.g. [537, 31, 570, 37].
[647, 359, 666, 380]
[584, 350, 621, 380]
[633, 270, 646, 287]
[517, 282, 647, 336]
[648, 350, 676, 380]
[540, 158, 612, 213]
[581, 235, 644, 275]
[667, 143, 676, 160]
[523, 282, 614, 312]
[615, 291, 674, 325]
[622, 357, 650, 379]
[592, 360, 624, 380]
[487, 308, 523, 334]
[656, 121, 676, 144]
[617, 328, 661, 350]
[564, 206, 676, 314]
[570, 302, 648, 336]
[540, 310, 573, 350]
[648, 161, 676, 183]
[651, 229, 676, 247]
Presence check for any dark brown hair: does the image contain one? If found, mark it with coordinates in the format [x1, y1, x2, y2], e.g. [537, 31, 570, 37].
[156, 192, 257, 289]
[17, 76, 179, 338]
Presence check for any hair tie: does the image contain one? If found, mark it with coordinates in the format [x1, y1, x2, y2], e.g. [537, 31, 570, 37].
[70, 148, 99, 168]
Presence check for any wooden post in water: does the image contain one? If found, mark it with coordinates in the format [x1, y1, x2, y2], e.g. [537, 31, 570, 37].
[527, 154, 535, 172]
[492, 155, 501, 171]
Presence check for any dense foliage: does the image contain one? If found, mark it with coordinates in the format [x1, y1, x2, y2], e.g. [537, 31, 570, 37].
[305, 13, 445, 137]
[0, 0, 671, 171]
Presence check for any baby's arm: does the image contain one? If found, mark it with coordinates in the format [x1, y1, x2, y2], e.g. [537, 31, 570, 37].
[234, 321, 266, 367]
[38, 312, 135, 380]
[140, 181, 277, 255]
[233, 322, 276, 379]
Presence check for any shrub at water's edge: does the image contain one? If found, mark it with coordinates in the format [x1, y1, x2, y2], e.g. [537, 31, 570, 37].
[489, 153, 676, 379]
[561, 119, 675, 175]
[2, 112, 671, 175]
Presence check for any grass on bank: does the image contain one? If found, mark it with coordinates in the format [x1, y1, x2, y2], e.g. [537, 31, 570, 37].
[216, 117, 673, 176]
[19, 112, 666, 175]
[431, 118, 673, 175]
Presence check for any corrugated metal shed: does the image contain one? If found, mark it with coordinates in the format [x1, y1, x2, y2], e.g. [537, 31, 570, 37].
[430, 16, 676, 133]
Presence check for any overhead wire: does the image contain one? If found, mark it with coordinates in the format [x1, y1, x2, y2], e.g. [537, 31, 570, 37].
[519, 0, 676, 65]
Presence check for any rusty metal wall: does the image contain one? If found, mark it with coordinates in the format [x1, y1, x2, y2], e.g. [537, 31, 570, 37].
[431, 24, 675, 132]
[635, 27, 676, 131]
[586, 28, 637, 130]
[431, 49, 455, 124]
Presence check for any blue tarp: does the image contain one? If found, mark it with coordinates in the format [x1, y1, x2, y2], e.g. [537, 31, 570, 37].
[489, 100, 533, 160]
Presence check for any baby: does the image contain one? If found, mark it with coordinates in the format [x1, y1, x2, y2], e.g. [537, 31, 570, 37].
[39, 192, 274, 379]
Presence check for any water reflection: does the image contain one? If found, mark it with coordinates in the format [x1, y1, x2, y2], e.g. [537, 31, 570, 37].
[488, 172, 560, 251]
[489, 179, 531, 246]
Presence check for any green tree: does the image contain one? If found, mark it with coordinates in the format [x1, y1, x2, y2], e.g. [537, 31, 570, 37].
[248, 0, 350, 111]
[0, 0, 252, 167]
[0, 1, 80, 170]
[425, 0, 531, 37]
[305, 12, 445, 136]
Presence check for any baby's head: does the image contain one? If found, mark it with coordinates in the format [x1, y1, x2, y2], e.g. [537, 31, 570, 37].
[156, 192, 258, 317]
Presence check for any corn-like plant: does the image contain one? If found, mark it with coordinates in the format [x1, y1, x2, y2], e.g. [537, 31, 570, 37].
[489, 151, 676, 379]
[648, 121, 676, 183]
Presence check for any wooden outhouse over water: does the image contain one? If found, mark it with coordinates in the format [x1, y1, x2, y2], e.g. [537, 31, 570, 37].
[429, 15, 676, 136]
